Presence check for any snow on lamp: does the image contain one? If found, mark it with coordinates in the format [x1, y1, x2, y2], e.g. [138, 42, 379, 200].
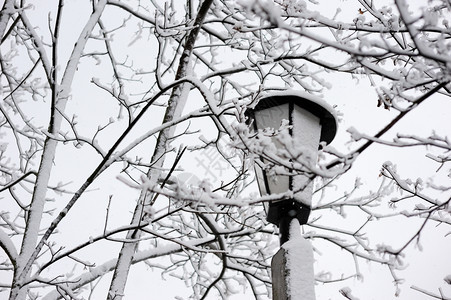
[247, 91, 337, 239]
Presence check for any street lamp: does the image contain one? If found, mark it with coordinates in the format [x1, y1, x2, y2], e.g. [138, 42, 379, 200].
[246, 91, 337, 244]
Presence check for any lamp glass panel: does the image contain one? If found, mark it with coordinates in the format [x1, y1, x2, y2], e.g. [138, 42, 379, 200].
[253, 103, 289, 131]
[254, 162, 267, 195]
[291, 105, 322, 206]
[253, 104, 290, 196]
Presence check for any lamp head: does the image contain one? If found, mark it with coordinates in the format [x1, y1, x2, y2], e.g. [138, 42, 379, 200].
[246, 91, 338, 226]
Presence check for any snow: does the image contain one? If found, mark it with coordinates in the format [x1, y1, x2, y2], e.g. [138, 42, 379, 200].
[239, 0, 283, 26]
[258, 90, 338, 122]
[14, 138, 59, 293]
[347, 126, 364, 141]
[0, 228, 18, 263]
[282, 219, 316, 299]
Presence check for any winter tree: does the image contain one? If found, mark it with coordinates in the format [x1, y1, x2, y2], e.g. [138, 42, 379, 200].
[0, 0, 450, 299]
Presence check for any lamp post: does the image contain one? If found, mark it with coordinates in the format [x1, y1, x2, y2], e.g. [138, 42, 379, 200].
[246, 91, 338, 299]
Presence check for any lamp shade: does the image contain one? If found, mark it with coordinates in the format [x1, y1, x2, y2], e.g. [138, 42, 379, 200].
[247, 91, 337, 226]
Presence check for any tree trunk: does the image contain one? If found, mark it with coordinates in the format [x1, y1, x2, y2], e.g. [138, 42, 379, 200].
[8, 2, 107, 298]
[106, 1, 214, 298]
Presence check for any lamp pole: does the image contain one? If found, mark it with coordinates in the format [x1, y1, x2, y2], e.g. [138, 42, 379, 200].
[246, 91, 338, 300]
